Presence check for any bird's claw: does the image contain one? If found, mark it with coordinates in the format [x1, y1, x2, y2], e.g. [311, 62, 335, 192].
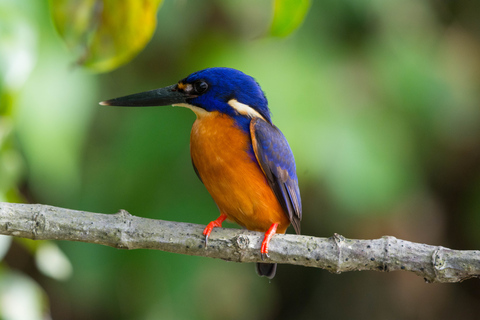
[261, 251, 270, 261]
[202, 223, 215, 248]
[260, 222, 278, 261]
[204, 234, 209, 248]
[202, 213, 227, 249]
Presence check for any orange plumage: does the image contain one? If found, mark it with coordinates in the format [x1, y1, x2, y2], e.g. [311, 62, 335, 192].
[190, 111, 290, 234]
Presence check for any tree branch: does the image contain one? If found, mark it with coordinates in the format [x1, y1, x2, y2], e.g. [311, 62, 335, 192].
[0, 202, 479, 283]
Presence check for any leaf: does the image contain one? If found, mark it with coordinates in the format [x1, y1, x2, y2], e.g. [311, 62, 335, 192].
[269, 0, 311, 37]
[0, 270, 50, 320]
[49, 0, 163, 73]
[35, 242, 73, 281]
[0, 2, 37, 108]
[0, 236, 12, 261]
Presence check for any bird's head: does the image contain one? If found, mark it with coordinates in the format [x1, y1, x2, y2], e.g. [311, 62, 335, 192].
[101, 67, 271, 123]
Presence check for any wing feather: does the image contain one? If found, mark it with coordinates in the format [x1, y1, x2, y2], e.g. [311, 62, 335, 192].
[250, 118, 302, 234]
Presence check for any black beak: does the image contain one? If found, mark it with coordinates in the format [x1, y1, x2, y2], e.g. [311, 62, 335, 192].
[99, 84, 189, 107]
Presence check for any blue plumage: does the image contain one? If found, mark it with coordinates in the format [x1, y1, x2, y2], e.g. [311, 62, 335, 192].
[251, 118, 302, 234]
[184, 67, 271, 124]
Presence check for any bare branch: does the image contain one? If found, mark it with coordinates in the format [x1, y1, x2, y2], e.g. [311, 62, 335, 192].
[0, 202, 479, 283]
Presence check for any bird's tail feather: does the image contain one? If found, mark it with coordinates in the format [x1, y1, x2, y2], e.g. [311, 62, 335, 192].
[255, 263, 277, 279]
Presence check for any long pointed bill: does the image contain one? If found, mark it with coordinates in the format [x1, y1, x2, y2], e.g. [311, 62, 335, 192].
[99, 84, 189, 107]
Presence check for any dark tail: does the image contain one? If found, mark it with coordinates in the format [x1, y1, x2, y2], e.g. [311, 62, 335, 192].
[255, 263, 277, 279]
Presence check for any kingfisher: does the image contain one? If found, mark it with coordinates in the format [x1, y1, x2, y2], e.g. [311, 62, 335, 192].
[100, 67, 302, 278]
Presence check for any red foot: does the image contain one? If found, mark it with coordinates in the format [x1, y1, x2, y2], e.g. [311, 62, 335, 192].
[202, 213, 227, 246]
[261, 223, 279, 260]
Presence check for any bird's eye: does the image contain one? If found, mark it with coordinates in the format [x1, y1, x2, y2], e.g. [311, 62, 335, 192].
[193, 80, 208, 94]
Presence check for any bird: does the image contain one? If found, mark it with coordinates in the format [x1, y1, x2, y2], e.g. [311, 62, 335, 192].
[100, 67, 302, 279]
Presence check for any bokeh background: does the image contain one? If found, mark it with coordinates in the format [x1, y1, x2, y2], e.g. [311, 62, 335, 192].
[1, 0, 480, 319]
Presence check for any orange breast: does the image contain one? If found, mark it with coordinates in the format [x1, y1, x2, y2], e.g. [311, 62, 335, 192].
[190, 111, 290, 233]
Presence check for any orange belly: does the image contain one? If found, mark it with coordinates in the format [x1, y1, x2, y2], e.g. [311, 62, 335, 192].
[190, 111, 290, 233]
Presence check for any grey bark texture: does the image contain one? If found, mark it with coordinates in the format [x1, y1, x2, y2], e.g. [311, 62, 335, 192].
[0, 202, 479, 283]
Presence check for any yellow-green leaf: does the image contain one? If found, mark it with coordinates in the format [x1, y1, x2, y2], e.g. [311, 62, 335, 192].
[49, 0, 163, 73]
[269, 0, 311, 37]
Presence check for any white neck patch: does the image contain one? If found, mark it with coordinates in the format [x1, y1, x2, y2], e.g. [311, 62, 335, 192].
[228, 99, 265, 121]
[172, 103, 209, 118]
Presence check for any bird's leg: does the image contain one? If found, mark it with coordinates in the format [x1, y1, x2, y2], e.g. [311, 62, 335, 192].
[261, 223, 279, 260]
[202, 213, 227, 247]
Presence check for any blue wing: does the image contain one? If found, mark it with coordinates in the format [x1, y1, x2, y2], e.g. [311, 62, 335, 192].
[250, 118, 302, 234]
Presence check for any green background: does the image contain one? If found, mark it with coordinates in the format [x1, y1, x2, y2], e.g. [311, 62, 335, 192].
[1, 0, 480, 319]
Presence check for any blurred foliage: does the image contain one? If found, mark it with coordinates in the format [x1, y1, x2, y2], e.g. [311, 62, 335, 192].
[269, 0, 311, 37]
[1, 0, 480, 319]
[0, 269, 49, 320]
[50, 0, 163, 72]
